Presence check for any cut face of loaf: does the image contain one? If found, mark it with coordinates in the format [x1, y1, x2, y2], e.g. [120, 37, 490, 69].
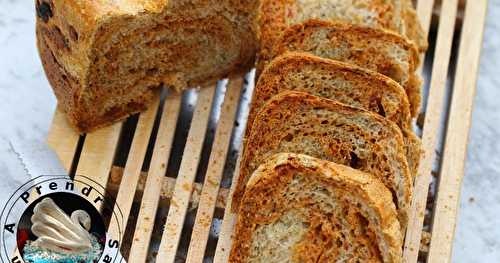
[249, 52, 421, 177]
[257, 0, 427, 73]
[36, 0, 258, 132]
[273, 20, 422, 116]
[230, 153, 402, 263]
[234, 91, 412, 230]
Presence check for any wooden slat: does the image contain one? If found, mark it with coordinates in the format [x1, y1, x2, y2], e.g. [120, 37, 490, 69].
[417, 0, 436, 38]
[127, 93, 182, 262]
[46, 106, 80, 171]
[107, 93, 161, 240]
[108, 166, 230, 210]
[403, 0, 458, 261]
[213, 154, 243, 263]
[156, 85, 217, 262]
[433, 0, 466, 22]
[185, 79, 243, 262]
[428, 0, 488, 262]
[415, 0, 436, 75]
[75, 121, 123, 210]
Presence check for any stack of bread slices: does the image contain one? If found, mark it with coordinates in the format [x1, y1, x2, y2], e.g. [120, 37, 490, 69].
[230, 1, 426, 262]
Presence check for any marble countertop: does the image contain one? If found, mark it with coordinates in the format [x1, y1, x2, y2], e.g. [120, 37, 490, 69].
[0, 1, 499, 261]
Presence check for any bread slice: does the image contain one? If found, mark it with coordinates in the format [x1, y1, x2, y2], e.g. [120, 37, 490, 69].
[271, 20, 422, 116]
[233, 91, 412, 229]
[257, 0, 426, 73]
[36, 0, 258, 132]
[248, 52, 421, 177]
[230, 153, 403, 263]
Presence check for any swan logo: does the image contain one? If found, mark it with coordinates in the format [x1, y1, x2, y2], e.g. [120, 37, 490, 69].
[0, 175, 125, 263]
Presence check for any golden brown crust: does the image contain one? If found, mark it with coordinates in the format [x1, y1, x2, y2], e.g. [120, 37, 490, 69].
[230, 153, 402, 263]
[403, 128, 422, 178]
[36, 0, 258, 132]
[234, 91, 413, 230]
[407, 72, 423, 117]
[273, 20, 421, 116]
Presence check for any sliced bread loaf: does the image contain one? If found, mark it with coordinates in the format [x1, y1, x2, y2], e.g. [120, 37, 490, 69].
[271, 20, 422, 116]
[230, 153, 402, 263]
[248, 52, 421, 177]
[233, 91, 412, 229]
[36, 0, 258, 132]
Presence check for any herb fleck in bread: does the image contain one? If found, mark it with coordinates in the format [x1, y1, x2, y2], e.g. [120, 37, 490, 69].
[36, 0, 258, 132]
[230, 153, 402, 263]
[233, 91, 412, 229]
[272, 20, 422, 116]
[248, 52, 422, 177]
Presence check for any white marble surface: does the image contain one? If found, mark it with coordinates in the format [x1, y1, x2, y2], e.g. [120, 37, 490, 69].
[0, 1, 499, 261]
[0, 1, 56, 203]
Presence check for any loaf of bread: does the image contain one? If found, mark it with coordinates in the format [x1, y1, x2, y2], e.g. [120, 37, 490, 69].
[257, 0, 427, 72]
[248, 52, 422, 176]
[271, 20, 422, 116]
[230, 153, 402, 263]
[36, 0, 258, 132]
[233, 91, 412, 229]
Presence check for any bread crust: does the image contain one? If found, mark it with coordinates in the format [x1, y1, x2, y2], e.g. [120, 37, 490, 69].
[36, 0, 258, 132]
[273, 20, 421, 116]
[234, 91, 412, 230]
[248, 52, 421, 176]
[230, 153, 403, 263]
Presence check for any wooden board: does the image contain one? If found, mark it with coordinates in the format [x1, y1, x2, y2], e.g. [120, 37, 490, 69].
[44, 0, 487, 262]
[128, 91, 183, 262]
[404, 0, 456, 260]
[427, 0, 488, 261]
